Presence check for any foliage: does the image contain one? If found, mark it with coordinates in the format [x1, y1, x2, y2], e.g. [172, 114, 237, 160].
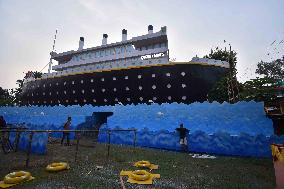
[12, 71, 42, 105]
[204, 46, 237, 76]
[237, 57, 284, 102]
[205, 47, 238, 102]
[11, 79, 24, 104]
[255, 56, 284, 81]
[239, 77, 279, 102]
[0, 87, 13, 106]
[207, 77, 229, 103]
[24, 71, 42, 79]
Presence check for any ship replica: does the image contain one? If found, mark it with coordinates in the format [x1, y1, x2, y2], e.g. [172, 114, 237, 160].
[21, 25, 229, 106]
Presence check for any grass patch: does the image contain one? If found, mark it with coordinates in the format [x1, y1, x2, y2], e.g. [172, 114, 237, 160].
[0, 140, 276, 189]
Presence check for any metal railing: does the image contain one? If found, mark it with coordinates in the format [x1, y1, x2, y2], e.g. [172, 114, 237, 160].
[0, 128, 137, 167]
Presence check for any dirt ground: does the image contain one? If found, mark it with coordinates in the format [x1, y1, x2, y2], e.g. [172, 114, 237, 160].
[0, 139, 277, 189]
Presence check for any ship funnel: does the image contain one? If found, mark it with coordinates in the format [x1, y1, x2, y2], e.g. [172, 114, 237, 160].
[122, 29, 127, 41]
[102, 34, 108, 45]
[148, 25, 153, 34]
[78, 37, 84, 50]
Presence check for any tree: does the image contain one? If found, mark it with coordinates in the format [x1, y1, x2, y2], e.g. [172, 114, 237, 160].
[11, 79, 24, 104]
[204, 46, 239, 103]
[255, 56, 284, 82]
[238, 56, 284, 102]
[0, 87, 13, 106]
[239, 77, 278, 102]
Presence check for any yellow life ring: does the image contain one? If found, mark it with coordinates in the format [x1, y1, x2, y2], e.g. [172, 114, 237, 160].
[130, 170, 151, 181]
[135, 160, 151, 168]
[46, 162, 68, 172]
[4, 171, 31, 184]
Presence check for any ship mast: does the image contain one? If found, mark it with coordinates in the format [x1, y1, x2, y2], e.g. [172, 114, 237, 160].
[48, 29, 58, 73]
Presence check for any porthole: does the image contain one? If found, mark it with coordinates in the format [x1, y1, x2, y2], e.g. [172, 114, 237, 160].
[83, 99, 87, 103]
[74, 99, 78, 103]
[91, 89, 95, 93]
[182, 84, 186, 88]
[113, 77, 116, 80]
[125, 76, 128, 80]
[56, 83, 59, 86]
[102, 88, 106, 92]
[181, 72, 186, 76]
[66, 100, 69, 103]
[152, 85, 156, 89]
[137, 75, 142, 79]
[49, 83, 52, 87]
[104, 99, 107, 102]
[73, 90, 76, 94]
[127, 98, 130, 101]
[168, 96, 172, 100]
[37, 85, 40, 87]
[182, 96, 187, 100]
[113, 88, 117, 92]
[27, 94, 29, 97]
[44, 101, 46, 104]
[152, 74, 156, 78]
[90, 79, 94, 83]
[49, 92, 52, 96]
[72, 81, 75, 85]
[36, 93, 38, 96]
[125, 87, 129, 91]
[101, 78, 105, 81]
[114, 98, 118, 101]
[82, 90, 85, 94]
[58, 100, 61, 103]
[42, 92, 45, 96]
[64, 91, 66, 94]
[166, 73, 171, 77]
[50, 100, 53, 103]
[43, 84, 45, 88]
[56, 91, 59, 95]
[139, 97, 143, 101]
[167, 84, 171, 88]
[93, 99, 96, 102]
[153, 97, 157, 101]
[81, 80, 84, 84]
[64, 82, 67, 85]
[138, 86, 142, 90]
[31, 93, 34, 96]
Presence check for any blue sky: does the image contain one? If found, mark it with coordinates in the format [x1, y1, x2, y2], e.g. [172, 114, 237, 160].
[0, 0, 283, 89]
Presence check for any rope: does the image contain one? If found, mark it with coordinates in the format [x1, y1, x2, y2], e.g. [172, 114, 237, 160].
[39, 61, 51, 73]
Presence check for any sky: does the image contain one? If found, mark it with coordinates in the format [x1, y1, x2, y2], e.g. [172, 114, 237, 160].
[0, 0, 284, 89]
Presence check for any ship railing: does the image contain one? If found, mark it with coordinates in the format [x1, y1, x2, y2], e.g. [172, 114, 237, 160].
[52, 47, 169, 70]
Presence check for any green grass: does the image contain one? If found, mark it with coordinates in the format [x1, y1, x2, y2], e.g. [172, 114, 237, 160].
[0, 140, 276, 189]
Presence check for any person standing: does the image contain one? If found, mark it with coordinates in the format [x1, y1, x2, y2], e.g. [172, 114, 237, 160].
[175, 123, 189, 152]
[61, 116, 71, 146]
[0, 115, 12, 153]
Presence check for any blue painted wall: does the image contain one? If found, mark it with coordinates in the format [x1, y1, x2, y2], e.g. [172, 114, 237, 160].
[1, 101, 283, 156]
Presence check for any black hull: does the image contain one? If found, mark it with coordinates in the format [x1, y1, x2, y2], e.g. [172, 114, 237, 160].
[21, 63, 228, 106]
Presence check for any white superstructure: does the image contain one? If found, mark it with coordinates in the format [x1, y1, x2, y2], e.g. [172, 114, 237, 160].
[24, 25, 229, 82]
